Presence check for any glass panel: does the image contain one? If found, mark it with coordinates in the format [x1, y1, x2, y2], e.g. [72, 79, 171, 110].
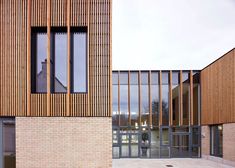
[172, 134, 180, 157]
[141, 85, 149, 127]
[130, 85, 139, 127]
[172, 84, 180, 126]
[192, 147, 200, 157]
[193, 71, 200, 83]
[112, 72, 118, 85]
[193, 83, 200, 125]
[72, 33, 87, 92]
[151, 127, 160, 158]
[151, 85, 159, 127]
[130, 72, 138, 85]
[119, 72, 128, 85]
[151, 72, 159, 85]
[162, 85, 169, 126]
[140, 130, 150, 158]
[172, 71, 180, 84]
[172, 127, 189, 133]
[161, 128, 169, 145]
[33, 33, 47, 93]
[112, 147, 120, 158]
[162, 72, 169, 84]
[54, 33, 67, 93]
[3, 123, 16, 168]
[130, 134, 139, 157]
[181, 134, 189, 157]
[218, 125, 223, 157]
[112, 85, 119, 126]
[160, 146, 170, 158]
[182, 72, 190, 83]
[192, 127, 199, 145]
[121, 134, 129, 157]
[141, 72, 148, 85]
[183, 83, 190, 125]
[120, 85, 128, 126]
[210, 125, 223, 157]
[112, 130, 118, 144]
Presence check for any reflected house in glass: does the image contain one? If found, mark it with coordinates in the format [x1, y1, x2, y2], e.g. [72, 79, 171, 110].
[36, 60, 67, 93]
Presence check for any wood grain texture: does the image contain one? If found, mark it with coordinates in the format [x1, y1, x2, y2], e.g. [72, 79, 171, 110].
[201, 48, 235, 125]
[0, 0, 112, 117]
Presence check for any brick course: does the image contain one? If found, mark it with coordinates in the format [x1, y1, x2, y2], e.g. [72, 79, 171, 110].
[223, 123, 235, 162]
[201, 126, 210, 156]
[16, 117, 112, 168]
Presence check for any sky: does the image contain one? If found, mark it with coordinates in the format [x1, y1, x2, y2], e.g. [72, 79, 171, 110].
[112, 0, 235, 70]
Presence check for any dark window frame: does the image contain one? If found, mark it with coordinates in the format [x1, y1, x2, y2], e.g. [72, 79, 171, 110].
[31, 26, 88, 94]
[210, 125, 223, 157]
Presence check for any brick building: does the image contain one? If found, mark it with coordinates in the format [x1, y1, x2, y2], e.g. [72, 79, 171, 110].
[0, 0, 235, 168]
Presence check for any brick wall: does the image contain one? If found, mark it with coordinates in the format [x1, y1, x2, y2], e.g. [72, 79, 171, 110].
[16, 117, 112, 168]
[223, 123, 235, 162]
[201, 126, 210, 156]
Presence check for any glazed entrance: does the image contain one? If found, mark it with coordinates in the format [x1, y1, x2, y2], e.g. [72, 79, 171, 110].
[112, 126, 200, 158]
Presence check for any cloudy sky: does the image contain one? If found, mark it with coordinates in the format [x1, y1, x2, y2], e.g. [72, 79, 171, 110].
[112, 0, 235, 70]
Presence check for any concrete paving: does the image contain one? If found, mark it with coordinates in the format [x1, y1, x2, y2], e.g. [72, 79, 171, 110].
[113, 158, 234, 168]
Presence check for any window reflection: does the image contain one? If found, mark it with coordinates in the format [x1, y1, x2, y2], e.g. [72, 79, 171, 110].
[112, 85, 119, 126]
[130, 85, 139, 126]
[172, 71, 180, 126]
[72, 33, 87, 93]
[151, 72, 159, 127]
[120, 72, 129, 126]
[182, 72, 190, 125]
[54, 33, 67, 93]
[31, 33, 47, 93]
[193, 71, 200, 125]
[161, 72, 169, 126]
[141, 72, 149, 127]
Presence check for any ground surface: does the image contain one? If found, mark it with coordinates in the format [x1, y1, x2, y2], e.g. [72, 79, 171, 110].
[112, 158, 234, 168]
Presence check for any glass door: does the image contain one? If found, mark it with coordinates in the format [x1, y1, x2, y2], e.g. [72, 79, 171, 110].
[130, 133, 139, 157]
[171, 133, 190, 158]
[120, 133, 139, 158]
[120, 134, 129, 157]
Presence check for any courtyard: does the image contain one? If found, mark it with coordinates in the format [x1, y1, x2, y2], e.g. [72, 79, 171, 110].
[113, 158, 234, 168]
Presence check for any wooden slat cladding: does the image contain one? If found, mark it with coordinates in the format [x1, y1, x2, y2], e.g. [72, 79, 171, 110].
[201, 49, 235, 125]
[70, 0, 88, 26]
[31, 94, 47, 116]
[89, 0, 111, 116]
[0, 0, 27, 116]
[0, 0, 112, 117]
[31, 0, 47, 26]
[50, 94, 67, 116]
[71, 94, 88, 116]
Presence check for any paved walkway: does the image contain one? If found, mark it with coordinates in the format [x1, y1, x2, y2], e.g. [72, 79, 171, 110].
[113, 158, 234, 168]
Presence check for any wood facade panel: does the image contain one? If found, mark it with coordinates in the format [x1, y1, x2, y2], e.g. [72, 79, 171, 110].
[0, 0, 27, 116]
[201, 49, 235, 125]
[0, 0, 112, 117]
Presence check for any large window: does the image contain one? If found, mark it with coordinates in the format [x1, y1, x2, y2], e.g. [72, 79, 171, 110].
[31, 27, 87, 93]
[182, 71, 190, 125]
[151, 72, 159, 127]
[130, 72, 139, 127]
[53, 33, 67, 93]
[31, 31, 47, 93]
[112, 72, 119, 126]
[119, 72, 128, 126]
[71, 32, 87, 93]
[210, 125, 223, 157]
[0, 118, 15, 168]
[161, 72, 169, 126]
[141, 72, 149, 127]
[172, 71, 180, 126]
